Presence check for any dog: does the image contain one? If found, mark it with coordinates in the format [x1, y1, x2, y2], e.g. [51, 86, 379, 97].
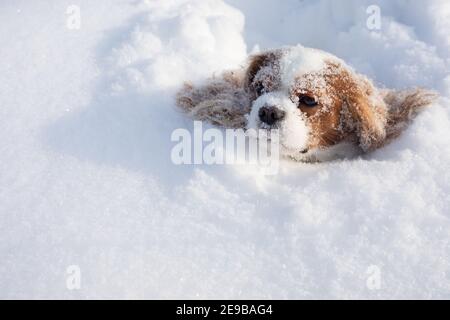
[176, 45, 436, 162]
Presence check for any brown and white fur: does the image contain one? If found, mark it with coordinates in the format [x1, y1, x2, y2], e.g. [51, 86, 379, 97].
[176, 45, 437, 162]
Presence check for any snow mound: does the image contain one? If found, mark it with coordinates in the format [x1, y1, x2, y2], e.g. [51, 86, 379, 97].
[108, 0, 246, 92]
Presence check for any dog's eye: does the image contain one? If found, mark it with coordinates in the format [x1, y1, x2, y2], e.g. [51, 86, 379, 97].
[298, 95, 318, 107]
[255, 82, 265, 96]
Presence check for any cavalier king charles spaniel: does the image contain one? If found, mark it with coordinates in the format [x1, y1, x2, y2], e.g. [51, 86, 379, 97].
[177, 45, 436, 162]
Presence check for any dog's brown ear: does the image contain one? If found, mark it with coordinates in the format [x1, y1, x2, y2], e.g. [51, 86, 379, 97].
[341, 77, 388, 152]
[244, 52, 277, 93]
[345, 94, 387, 151]
[321, 61, 387, 152]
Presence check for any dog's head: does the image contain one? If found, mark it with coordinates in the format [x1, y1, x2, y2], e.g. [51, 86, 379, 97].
[245, 46, 388, 161]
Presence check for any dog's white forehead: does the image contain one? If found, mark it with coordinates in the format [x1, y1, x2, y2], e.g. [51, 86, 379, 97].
[279, 45, 340, 87]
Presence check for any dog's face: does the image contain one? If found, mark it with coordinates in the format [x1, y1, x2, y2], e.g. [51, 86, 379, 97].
[246, 46, 387, 161]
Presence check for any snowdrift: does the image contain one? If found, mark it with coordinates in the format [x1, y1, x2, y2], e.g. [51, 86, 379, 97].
[0, 0, 450, 299]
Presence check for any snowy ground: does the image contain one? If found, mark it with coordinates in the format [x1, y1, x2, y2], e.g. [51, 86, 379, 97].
[1, 0, 450, 299]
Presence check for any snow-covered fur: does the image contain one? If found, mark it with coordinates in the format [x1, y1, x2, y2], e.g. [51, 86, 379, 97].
[176, 45, 437, 162]
[176, 70, 250, 129]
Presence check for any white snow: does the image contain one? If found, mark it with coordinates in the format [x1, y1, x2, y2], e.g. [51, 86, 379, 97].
[279, 45, 330, 88]
[1, 0, 450, 299]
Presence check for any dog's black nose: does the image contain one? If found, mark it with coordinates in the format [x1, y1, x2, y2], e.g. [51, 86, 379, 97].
[258, 106, 285, 125]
